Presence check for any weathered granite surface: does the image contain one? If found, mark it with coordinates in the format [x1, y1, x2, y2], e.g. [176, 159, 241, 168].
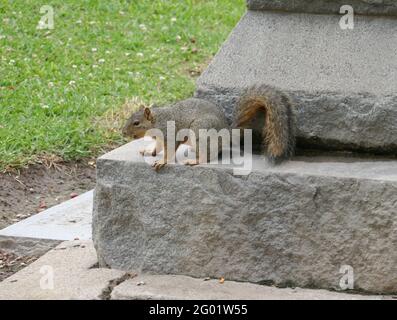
[0, 240, 126, 300]
[247, 0, 397, 16]
[112, 274, 387, 300]
[0, 240, 388, 300]
[0, 236, 60, 257]
[93, 140, 397, 294]
[195, 11, 397, 154]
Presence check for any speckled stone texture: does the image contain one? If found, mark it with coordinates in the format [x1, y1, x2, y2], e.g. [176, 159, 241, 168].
[195, 11, 397, 154]
[247, 0, 397, 16]
[93, 141, 397, 294]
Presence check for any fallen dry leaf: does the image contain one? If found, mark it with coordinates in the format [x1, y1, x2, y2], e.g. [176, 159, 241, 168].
[70, 192, 78, 199]
[39, 200, 47, 209]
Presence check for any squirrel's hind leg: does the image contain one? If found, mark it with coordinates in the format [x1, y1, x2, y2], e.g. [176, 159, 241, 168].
[140, 138, 163, 157]
[152, 141, 179, 171]
[181, 146, 201, 167]
[181, 141, 219, 167]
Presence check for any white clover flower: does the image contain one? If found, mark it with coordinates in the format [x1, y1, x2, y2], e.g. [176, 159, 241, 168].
[91, 48, 97, 52]
[37, 20, 46, 29]
[105, 50, 111, 54]
[48, 82, 54, 88]
[69, 80, 76, 85]
[159, 76, 165, 81]
[171, 17, 177, 22]
[9, 59, 15, 65]
[136, 52, 144, 58]
[41, 105, 50, 109]
[92, 64, 98, 68]
[76, 20, 82, 24]
[98, 58, 105, 64]
[139, 24, 147, 31]
[72, 65, 77, 69]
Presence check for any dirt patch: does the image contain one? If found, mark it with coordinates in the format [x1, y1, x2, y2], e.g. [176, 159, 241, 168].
[0, 236, 60, 281]
[0, 162, 96, 230]
[0, 249, 37, 282]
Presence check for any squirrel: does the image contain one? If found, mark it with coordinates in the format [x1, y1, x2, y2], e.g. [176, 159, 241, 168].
[122, 98, 229, 171]
[122, 84, 296, 170]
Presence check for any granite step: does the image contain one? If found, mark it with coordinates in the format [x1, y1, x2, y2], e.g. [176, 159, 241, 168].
[93, 140, 397, 294]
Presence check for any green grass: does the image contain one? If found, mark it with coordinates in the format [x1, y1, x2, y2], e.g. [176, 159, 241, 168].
[0, 0, 244, 170]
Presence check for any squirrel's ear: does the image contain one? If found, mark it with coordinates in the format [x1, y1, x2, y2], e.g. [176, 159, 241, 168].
[144, 107, 153, 121]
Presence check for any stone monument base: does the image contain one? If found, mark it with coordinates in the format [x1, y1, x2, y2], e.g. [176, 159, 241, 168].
[93, 140, 397, 294]
[195, 10, 397, 154]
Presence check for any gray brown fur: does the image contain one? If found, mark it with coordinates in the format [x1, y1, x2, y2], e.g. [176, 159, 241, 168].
[123, 85, 296, 166]
[123, 98, 229, 166]
[233, 84, 296, 163]
[123, 98, 228, 141]
[153, 98, 228, 141]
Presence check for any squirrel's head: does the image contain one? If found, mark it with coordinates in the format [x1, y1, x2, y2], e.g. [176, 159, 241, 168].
[122, 105, 155, 139]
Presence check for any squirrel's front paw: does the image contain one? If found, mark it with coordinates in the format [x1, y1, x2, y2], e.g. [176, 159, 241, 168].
[152, 159, 166, 171]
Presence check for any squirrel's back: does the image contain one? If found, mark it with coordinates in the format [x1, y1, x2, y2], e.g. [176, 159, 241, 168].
[149, 98, 228, 136]
[173, 98, 226, 119]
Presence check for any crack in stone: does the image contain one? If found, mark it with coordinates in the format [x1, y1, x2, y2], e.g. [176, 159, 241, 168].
[99, 272, 137, 300]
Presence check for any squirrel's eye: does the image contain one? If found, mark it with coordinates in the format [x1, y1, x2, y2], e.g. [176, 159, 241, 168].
[133, 120, 140, 126]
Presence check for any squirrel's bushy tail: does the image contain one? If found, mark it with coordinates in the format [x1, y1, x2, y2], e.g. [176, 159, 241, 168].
[233, 84, 296, 163]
